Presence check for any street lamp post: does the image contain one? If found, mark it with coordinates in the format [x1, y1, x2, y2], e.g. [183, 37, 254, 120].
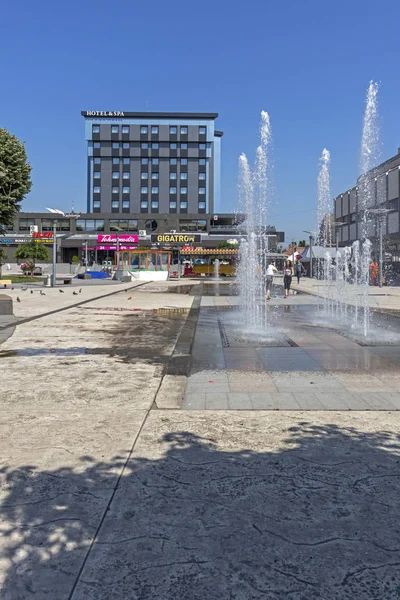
[52, 220, 58, 287]
[303, 230, 314, 278]
[116, 231, 120, 271]
[365, 208, 392, 288]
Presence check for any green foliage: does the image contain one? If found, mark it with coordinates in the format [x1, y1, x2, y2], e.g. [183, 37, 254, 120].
[217, 241, 238, 249]
[0, 248, 7, 265]
[298, 240, 306, 247]
[71, 255, 80, 263]
[14, 240, 50, 266]
[0, 129, 32, 232]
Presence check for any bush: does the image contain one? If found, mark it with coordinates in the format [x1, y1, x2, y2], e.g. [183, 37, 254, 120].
[71, 255, 80, 263]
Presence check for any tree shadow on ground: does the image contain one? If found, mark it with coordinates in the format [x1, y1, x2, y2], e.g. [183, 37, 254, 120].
[2, 420, 400, 599]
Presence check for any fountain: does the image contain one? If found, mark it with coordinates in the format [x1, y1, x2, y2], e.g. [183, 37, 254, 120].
[214, 258, 220, 279]
[237, 112, 272, 329]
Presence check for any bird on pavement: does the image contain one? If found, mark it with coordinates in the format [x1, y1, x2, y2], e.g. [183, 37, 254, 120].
[127, 296, 132, 300]
[59, 289, 64, 293]
[21, 287, 27, 291]
[16, 297, 21, 303]
[73, 291, 78, 295]
[79, 288, 82, 293]
[11, 287, 14, 290]
[30, 290, 33, 294]
[40, 290, 46, 295]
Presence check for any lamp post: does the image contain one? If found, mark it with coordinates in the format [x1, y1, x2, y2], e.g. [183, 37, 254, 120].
[365, 208, 392, 288]
[52, 220, 58, 287]
[303, 230, 314, 278]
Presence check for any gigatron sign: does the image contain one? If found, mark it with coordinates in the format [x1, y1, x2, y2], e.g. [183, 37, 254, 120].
[151, 234, 201, 244]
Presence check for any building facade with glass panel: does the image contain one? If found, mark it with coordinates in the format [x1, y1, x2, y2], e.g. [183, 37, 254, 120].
[82, 111, 222, 217]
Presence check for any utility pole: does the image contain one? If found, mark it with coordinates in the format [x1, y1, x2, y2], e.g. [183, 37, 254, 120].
[52, 220, 58, 287]
[116, 231, 120, 271]
[85, 240, 88, 267]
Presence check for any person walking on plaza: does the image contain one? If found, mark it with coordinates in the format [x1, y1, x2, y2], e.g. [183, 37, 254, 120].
[295, 259, 305, 284]
[284, 260, 294, 298]
[265, 261, 278, 301]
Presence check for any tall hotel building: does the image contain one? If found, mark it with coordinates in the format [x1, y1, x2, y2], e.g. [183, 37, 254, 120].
[82, 111, 222, 217]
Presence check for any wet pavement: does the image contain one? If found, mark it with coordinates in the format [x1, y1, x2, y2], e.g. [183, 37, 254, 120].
[184, 287, 400, 410]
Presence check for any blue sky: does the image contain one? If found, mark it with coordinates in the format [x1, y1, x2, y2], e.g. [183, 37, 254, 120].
[1, 0, 399, 242]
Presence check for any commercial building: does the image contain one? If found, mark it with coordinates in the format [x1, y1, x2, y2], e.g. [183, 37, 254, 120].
[82, 111, 222, 216]
[334, 148, 400, 250]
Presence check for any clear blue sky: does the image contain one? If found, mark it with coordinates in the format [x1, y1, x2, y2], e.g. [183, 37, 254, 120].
[1, 0, 399, 242]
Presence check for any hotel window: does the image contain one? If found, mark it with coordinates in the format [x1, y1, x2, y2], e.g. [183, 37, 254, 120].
[170, 200, 177, 209]
[110, 219, 138, 231]
[94, 172, 101, 179]
[199, 172, 206, 180]
[151, 186, 159, 194]
[170, 186, 177, 194]
[141, 200, 148, 208]
[151, 172, 159, 180]
[180, 201, 188, 209]
[141, 126, 148, 134]
[141, 172, 148, 179]
[76, 219, 105, 232]
[112, 186, 119, 194]
[92, 125, 100, 134]
[93, 186, 101, 194]
[122, 200, 130, 209]
[141, 142, 148, 149]
[141, 186, 148, 194]
[151, 126, 159, 134]
[170, 172, 177, 180]
[181, 158, 188, 166]
[41, 219, 70, 232]
[112, 172, 119, 179]
[199, 187, 206, 195]
[170, 126, 177, 134]
[179, 219, 207, 232]
[111, 126, 119, 134]
[112, 200, 119, 209]
[180, 187, 188, 195]
[199, 126, 206, 135]
[199, 143, 206, 150]
[112, 142, 119, 149]
[93, 200, 101, 209]
[94, 157, 101, 164]
[198, 201, 206, 210]
[123, 142, 129, 149]
[122, 126, 129, 134]
[181, 143, 188, 150]
[123, 172, 130, 179]
[180, 126, 188, 135]
[141, 158, 149, 165]
[170, 143, 177, 150]
[94, 142, 100, 149]
[199, 158, 206, 165]
[123, 158, 130, 165]
[152, 142, 159, 150]
[113, 157, 120, 165]
[180, 172, 188, 180]
[170, 158, 177, 166]
[123, 186, 130, 194]
[151, 200, 159, 209]
[152, 158, 159, 165]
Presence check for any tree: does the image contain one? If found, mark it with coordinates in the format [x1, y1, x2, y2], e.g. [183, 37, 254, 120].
[14, 241, 50, 274]
[0, 248, 7, 279]
[298, 240, 306, 247]
[0, 129, 32, 233]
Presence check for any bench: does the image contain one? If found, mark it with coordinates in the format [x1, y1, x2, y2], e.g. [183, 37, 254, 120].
[56, 276, 73, 284]
[1, 280, 12, 288]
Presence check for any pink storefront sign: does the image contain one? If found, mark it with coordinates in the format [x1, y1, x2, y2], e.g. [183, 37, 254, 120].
[96, 245, 137, 251]
[97, 234, 139, 243]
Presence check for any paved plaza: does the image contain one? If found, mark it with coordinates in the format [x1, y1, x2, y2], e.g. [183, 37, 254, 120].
[0, 279, 400, 598]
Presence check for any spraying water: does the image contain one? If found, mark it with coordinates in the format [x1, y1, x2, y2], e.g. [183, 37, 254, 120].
[317, 149, 332, 249]
[237, 112, 272, 329]
[214, 258, 220, 279]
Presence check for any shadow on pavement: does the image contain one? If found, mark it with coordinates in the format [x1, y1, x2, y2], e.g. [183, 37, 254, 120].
[1, 422, 400, 599]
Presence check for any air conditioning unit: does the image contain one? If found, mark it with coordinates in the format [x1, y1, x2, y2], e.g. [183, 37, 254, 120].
[139, 230, 146, 237]
[171, 229, 176, 233]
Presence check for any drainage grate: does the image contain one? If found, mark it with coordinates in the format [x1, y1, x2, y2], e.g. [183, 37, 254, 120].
[217, 318, 295, 348]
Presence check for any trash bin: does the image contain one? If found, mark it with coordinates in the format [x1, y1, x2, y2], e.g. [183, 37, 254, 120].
[44, 275, 52, 287]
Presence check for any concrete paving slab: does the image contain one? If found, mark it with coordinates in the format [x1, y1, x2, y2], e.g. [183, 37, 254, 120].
[329, 371, 398, 392]
[186, 382, 230, 394]
[271, 371, 346, 392]
[293, 392, 326, 410]
[71, 410, 400, 600]
[227, 393, 253, 409]
[249, 392, 280, 409]
[355, 392, 400, 410]
[227, 371, 278, 393]
[205, 393, 229, 409]
[183, 393, 206, 410]
[156, 375, 186, 409]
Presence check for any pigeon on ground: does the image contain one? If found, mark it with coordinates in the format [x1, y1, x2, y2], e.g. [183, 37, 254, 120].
[11, 287, 14, 290]
[30, 290, 33, 294]
[79, 288, 82, 293]
[59, 289, 64, 293]
[127, 296, 132, 300]
[73, 291, 78, 295]
[40, 291, 46, 295]
[21, 287, 27, 291]
[16, 297, 21, 303]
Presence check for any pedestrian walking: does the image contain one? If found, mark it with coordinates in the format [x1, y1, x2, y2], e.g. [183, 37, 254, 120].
[295, 260, 304, 284]
[265, 261, 278, 301]
[283, 260, 294, 299]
